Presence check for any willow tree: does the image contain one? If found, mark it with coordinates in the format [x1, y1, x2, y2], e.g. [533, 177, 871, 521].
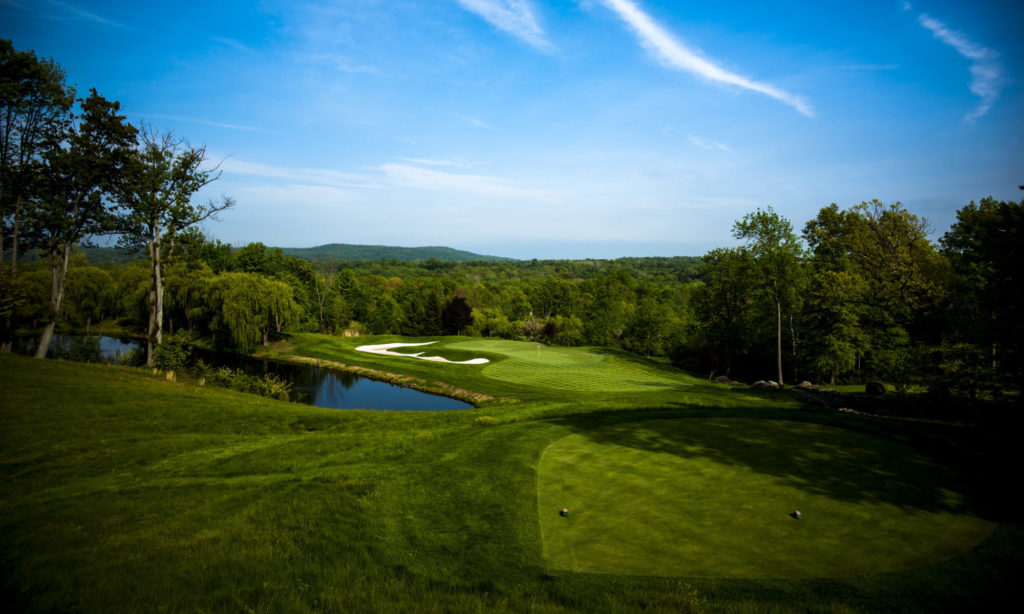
[732, 206, 803, 386]
[117, 125, 233, 365]
[210, 272, 300, 353]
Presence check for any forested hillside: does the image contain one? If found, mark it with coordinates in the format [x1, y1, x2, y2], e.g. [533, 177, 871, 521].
[279, 243, 513, 262]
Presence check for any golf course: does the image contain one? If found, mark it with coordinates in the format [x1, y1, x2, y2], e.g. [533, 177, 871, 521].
[1, 334, 1019, 613]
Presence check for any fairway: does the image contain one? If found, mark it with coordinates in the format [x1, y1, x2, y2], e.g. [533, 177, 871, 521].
[537, 418, 994, 578]
[445, 339, 689, 392]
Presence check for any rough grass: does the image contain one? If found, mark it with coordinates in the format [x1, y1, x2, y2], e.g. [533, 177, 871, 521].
[537, 418, 994, 578]
[2, 336, 1021, 613]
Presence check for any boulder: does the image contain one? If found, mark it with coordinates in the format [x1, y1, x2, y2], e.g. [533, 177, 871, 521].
[866, 381, 886, 395]
[797, 380, 815, 389]
[752, 380, 779, 391]
[714, 375, 731, 384]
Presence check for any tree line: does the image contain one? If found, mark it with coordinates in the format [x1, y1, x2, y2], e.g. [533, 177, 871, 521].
[3, 40, 1021, 406]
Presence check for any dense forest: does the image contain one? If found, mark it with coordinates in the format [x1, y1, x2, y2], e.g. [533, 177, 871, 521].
[2, 40, 1021, 409]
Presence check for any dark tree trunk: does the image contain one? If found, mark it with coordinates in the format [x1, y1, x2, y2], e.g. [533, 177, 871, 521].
[776, 299, 783, 386]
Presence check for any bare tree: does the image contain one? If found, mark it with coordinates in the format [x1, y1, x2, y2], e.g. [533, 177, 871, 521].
[117, 124, 234, 364]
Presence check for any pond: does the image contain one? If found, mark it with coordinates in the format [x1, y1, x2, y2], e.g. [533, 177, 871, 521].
[14, 334, 473, 411]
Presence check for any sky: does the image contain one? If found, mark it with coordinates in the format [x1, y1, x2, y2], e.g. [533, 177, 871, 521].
[4, 0, 1023, 259]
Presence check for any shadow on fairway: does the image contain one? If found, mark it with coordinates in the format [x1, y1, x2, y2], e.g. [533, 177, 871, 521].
[549, 409, 978, 516]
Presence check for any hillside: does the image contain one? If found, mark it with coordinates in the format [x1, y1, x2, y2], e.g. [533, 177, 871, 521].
[278, 243, 513, 262]
[13, 243, 512, 265]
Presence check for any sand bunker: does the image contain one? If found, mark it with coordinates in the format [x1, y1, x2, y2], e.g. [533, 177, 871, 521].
[355, 342, 490, 365]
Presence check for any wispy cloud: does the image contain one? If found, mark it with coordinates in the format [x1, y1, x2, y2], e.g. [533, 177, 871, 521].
[219, 156, 556, 202]
[219, 158, 380, 189]
[916, 13, 1002, 121]
[377, 163, 559, 202]
[456, 114, 497, 130]
[688, 135, 732, 152]
[596, 0, 813, 117]
[400, 157, 485, 169]
[138, 114, 264, 133]
[301, 53, 380, 75]
[836, 63, 899, 71]
[45, 0, 125, 28]
[211, 36, 255, 54]
[454, 0, 553, 51]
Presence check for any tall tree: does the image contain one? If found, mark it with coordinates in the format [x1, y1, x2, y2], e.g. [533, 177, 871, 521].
[27, 89, 137, 358]
[941, 196, 1024, 393]
[690, 247, 759, 377]
[0, 40, 74, 269]
[117, 125, 233, 365]
[803, 201, 940, 392]
[442, 296, 474, 335]
[732, 206, 803, 385]
[0, 41, 74, 352]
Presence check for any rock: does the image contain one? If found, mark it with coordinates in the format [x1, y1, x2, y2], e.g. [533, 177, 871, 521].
[797, 380, 815, 389]
[752, 380, 779, 391]
[866, 381, 886, 395]
[714, 375, 731, 384]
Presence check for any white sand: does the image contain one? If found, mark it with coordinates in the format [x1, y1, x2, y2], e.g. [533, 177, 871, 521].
[355, 341, 490, 365]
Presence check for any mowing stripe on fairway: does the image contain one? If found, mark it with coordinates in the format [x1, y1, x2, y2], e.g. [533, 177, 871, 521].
[446, 339, 689, 392]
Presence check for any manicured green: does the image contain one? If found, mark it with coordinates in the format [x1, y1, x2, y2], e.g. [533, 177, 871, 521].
[538, 418, 993, 578]
[2, 337, 1020, 613]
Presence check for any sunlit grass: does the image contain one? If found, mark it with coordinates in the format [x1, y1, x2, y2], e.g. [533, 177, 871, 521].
[2, 338, 1020, 613]
[537, 418, 994, 578]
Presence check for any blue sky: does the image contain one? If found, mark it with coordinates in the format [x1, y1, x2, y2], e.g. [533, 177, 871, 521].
[4, 0, 1023, 259]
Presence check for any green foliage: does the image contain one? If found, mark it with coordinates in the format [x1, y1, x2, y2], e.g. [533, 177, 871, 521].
[209, 272, 302, 352]
[151, 331, 191, 371]
[941, 197, 1024, 393]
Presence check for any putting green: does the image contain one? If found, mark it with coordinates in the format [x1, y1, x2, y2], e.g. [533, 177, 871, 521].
[446, 339, 687, 392]
[537, 418, 995, 578]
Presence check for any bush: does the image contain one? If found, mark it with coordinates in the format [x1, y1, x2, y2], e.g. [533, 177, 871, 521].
[257, 373, 292, 401]
[152, 332, 192, 371]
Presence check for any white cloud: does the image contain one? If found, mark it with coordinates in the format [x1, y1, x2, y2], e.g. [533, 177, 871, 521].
[44, 0, 125, 28]
[917, 13, 1002, 120]
[211, 36, 255, 54]
[377, 163, 560, 202]
[688, 135, 732, 152]
[456, 114, 497, 130]
[454, 0, 553, 51]
[400, 157, 485, 168]
[218, 156, 557, 203]
[138, 114, 263, 133]
[596, 0, 813, 117]
[219, 158, 381, 189]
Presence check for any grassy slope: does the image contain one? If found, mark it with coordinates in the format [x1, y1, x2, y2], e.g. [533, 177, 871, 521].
[2, 337, 1021, 613]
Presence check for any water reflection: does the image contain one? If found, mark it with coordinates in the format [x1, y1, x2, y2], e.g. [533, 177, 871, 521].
[15, 335, 472, 411]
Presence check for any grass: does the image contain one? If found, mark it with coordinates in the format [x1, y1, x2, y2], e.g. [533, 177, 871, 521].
[537, 418, 994, 578]
[2, 335, 1021, 613]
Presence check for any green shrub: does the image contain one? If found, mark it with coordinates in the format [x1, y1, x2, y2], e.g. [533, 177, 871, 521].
[152, 333, 192, 371]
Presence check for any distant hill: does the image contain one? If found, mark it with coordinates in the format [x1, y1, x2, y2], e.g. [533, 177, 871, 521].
[14, 243, 511, 265]
[279, 244, 514, 262]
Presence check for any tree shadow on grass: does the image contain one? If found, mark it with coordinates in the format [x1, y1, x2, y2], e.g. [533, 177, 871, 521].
[546, 407, 982, 516]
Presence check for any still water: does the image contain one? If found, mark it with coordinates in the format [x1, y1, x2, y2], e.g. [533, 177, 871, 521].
[15, 334, 472, 411]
